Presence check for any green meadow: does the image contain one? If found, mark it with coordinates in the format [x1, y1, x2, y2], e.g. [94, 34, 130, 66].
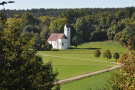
[61, 71, 116, 90]
[38, 41, 126, 89]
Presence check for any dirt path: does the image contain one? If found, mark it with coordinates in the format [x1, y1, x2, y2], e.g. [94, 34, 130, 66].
[54, 64, 123, 85]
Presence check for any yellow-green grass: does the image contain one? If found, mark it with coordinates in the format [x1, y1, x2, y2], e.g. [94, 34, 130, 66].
[38, 41, 126, 79]
[78, 41, 126, 53]
[61, 70, 116, 90]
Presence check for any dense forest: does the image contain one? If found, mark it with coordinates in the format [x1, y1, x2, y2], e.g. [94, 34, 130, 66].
[3, 7, 135, 50]
[3, 8, 135, 17]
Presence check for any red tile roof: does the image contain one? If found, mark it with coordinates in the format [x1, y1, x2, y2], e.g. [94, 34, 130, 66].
[48, 33, 65, 41]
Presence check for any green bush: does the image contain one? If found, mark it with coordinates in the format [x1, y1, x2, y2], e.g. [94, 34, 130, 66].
[94, 49, 101, 57]
[103, 50, 112, 59]
[113, 52, 120, 60]
[47, 44, 53, 50]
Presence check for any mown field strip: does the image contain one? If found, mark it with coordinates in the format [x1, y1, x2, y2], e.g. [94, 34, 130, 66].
[54, 64, 123, 85]
[41, 54, 116, 64]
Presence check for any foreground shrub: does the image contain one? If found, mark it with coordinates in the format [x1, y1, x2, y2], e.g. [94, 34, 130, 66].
[110, 51, 135, 90]
[0, 14, 59, 90]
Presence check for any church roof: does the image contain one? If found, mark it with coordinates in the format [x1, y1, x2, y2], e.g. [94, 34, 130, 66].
[48, 33, 65, 41]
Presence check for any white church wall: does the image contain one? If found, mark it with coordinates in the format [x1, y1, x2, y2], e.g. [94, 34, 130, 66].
[58, 39, 62, 49]
[58, 39, 68, 49]
[48, 40, 59, 49]
[48, 41, 52, 45]
[48, 39, 69, 50]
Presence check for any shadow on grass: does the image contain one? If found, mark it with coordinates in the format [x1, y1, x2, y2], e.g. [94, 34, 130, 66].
[69, 47, 101, 50]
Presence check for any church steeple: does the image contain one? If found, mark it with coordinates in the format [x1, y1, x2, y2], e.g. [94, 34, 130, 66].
[64, 24, 71, 46]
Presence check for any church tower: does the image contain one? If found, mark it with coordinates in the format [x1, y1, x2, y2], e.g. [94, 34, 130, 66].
[64, 24, 71, 47]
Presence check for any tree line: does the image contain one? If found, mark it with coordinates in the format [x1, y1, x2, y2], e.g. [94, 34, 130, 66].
[6, 7, 135, 50]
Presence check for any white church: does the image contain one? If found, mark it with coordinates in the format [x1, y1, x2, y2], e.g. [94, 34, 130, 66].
[47, 24, 71, 49]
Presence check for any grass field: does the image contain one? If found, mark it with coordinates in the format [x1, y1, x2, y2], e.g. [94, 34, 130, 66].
[38, 41, 126, 90]
[61, 71, 116, 90]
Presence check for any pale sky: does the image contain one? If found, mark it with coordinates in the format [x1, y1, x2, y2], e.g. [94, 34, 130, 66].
[1, 0, 135, 10]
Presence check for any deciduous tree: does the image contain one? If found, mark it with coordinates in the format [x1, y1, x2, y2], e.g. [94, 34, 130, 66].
[94, 50, 101, 57]
[103, 50, 112, 59]
[113, 52, 120, 60]
[0, 13, 59, 90]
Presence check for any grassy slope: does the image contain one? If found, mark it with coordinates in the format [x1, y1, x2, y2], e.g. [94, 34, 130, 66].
[38, 41, 126, 90]
[61, 41, 126, 90]
[38, 51, 114, 79]
[61, 71, 116, 90]
[38, 41, 126, 79]
[78, 41, 126, 53]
